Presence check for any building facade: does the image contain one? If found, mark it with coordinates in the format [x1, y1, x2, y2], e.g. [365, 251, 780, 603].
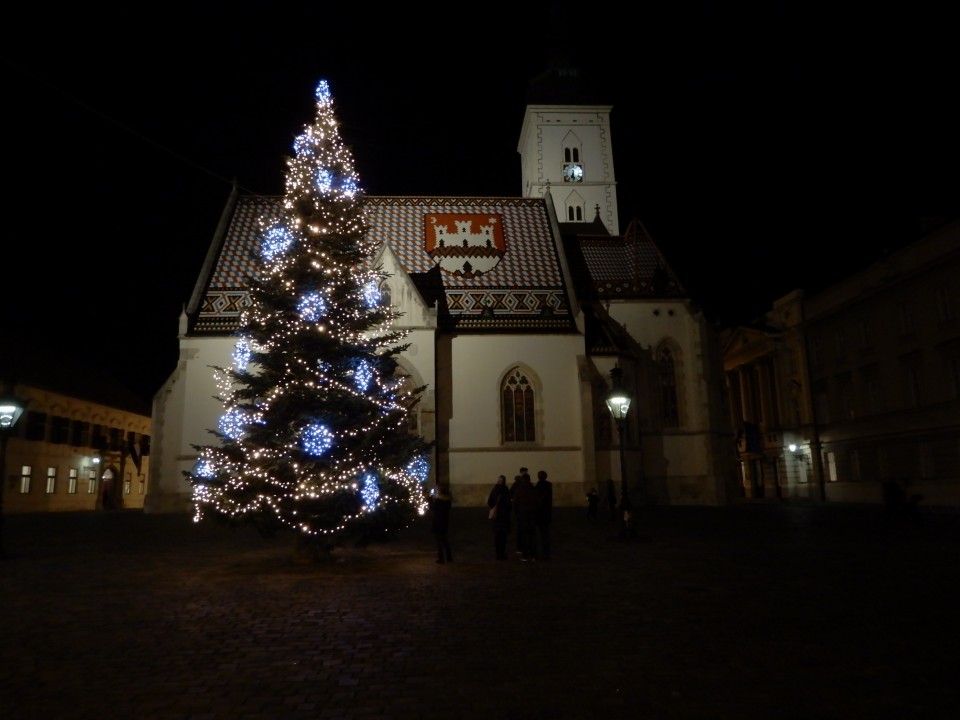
[722, 219, 960, 505]
[1, 345, 152, 513]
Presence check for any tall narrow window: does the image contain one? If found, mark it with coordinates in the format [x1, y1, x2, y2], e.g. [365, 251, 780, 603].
[87, 469, 97, 494]
[71, 420, 90, 447]
[68, 468, 78, 494]
[46, 467, 56, 494]
[658, 346, 680, 427]
[26, 412, 47, 441]
[501, 368, 536, 443]
[20, 465, 32, 494]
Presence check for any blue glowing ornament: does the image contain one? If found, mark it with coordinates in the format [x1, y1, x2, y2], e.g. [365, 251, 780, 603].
[340, 178, 359, 198]
[407, 455, 430, 484]
[315, 80, 332, 105]
[315, 168, 333, 194]
[232, 337, 251, 370]
[293, 133, 314, 156]
[353, 359, 373, 392]
[219, 408, 248, 441]
[301, 423, 334, 456]
[297, 291, 327, 322]
[360, 472, 380, 508]
[194, 459, 216, 479]
[261, 224, 295, 263]
[362, 281, 381, 308]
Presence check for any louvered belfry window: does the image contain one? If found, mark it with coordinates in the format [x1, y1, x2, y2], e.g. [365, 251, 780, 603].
[501, 368, 535, 442]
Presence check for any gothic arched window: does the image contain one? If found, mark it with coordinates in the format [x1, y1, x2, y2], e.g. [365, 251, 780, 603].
[501, 367, 536, 443]
[658, 345, 680, 427]
[566, 200, 584, 222]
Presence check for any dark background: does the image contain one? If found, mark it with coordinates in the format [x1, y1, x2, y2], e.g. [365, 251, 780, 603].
[3, 4, 956, 402]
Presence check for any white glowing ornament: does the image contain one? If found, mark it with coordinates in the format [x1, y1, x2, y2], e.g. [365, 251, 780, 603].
[261, 224, 295, 263]
[297, 291, 328, 322]
[315, 168, 333, 194]
[232, 338, 252, 370]
[293, 134, 314, 156]
[315, 79, 332, 105]
[360, 472, 380, 508]
[194, 459, 216, 479]
[362, 281, 381, 308]
[341, 178, 359, 198]
[353, 359, 373, 392]
[301, 423, 334, 456]
[219, 408, 248, 441]
[407, 455, 430, 484]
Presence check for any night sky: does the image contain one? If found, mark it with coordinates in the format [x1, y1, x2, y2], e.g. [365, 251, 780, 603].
[4, 4, 956, 402]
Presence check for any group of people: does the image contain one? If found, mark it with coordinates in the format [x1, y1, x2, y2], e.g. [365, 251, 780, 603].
[428, 467, 553, 563]
[487, 467, 552, 562]
[430, 473, 634, 563]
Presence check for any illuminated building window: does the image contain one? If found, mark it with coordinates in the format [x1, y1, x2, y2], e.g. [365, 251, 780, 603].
[20, 465, 32, 494]
[501, 367, 537, 443]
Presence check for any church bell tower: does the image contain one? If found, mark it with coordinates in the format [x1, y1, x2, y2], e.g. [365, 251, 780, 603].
[518, 61, 619, 235]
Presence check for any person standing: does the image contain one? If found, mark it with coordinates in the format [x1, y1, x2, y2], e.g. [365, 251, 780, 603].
[511, 468, 528, 554]
[513, 472, 539, 561]
[430, 481, 453, 563]
[535, 470, 553, 560]
[586, 487, 599, 519]
[487, 474, 513, 560]
[605, 478, 618, 521]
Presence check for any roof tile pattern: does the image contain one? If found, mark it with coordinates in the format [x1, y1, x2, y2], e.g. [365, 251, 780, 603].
[193, 195, 575, 335]
[579, 222, 686, 299]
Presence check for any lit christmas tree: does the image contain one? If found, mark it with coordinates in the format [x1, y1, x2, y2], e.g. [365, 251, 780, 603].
[187, 79, 433, 559]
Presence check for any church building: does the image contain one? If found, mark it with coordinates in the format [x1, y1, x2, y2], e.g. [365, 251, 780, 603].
[145, 65, 737, 512]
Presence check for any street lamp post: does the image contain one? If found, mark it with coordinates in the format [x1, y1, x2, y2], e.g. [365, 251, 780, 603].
[605, 366, 633, 536]
[0, 388, 26, 559]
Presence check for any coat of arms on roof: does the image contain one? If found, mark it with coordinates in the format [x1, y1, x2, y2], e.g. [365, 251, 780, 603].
[426, 213, 504, 278]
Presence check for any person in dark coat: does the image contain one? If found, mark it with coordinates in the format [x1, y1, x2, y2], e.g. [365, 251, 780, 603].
[535, 470, 553, 560]
[487, 474, 513, 560]
[605, 478, 618, 521]
[511, 467, 529, 553]
[513, 472, 539, 561]
[430, 481, 453, 563]
[586, 488, 600, 519]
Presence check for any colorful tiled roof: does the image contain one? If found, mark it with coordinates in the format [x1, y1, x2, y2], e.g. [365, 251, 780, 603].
[191, 195, 577, 335]
[575, 220, 686, 300]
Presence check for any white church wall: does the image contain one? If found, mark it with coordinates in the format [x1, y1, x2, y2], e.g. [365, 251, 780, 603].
[147, 335, 239, 513]
[444, 333, 586, 505]
[606, 299, 728, 505]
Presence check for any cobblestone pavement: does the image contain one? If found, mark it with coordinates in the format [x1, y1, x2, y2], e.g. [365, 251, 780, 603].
[1, 502, 958, 720]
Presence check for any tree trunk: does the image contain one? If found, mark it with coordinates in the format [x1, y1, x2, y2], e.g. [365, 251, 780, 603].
[292, 533, 335, 564]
